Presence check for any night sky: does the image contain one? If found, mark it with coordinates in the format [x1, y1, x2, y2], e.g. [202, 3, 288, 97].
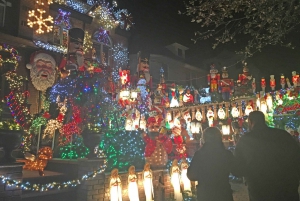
[116, 0, 300, 90]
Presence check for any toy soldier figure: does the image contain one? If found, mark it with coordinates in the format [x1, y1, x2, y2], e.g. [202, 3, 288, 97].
[66, 28, 85, 71]
[218, 67, 234, 101]
[207, 64, 220, 92]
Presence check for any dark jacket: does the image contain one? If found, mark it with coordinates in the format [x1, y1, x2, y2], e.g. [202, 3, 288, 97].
[234, 125, 300, 201]
[187, 143, 234, 201]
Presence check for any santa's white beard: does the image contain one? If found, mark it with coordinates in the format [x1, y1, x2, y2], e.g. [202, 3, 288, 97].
[76, 51, 84, 67]
[30, 69, 56, 91]
[144, 72, 150, 83]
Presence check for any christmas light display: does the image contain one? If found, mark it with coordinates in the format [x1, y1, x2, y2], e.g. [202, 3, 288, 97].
[34, 40, 67, 54]
[0, 160, 107, 191]
[93, 27, 110, 44]
[0, 44, 20, 67]
[90, 1, 118, 30]
[28, 0, 53, 34]
[83, 31, 93, 54]
[112, 43, 129, 68]
[54, 9, 71, 29]
[114, 9, 133, 31]
[54, 0, 89, 13]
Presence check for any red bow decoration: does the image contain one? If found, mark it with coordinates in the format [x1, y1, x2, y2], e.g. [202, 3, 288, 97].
[43, 112, 51, 119]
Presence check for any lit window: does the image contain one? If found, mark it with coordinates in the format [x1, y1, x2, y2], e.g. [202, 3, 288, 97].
[92, 28, 112, 65]
[53, 25, 68, 48]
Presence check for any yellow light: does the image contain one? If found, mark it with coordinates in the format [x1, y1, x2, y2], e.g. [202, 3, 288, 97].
[222, 125, 230, 135]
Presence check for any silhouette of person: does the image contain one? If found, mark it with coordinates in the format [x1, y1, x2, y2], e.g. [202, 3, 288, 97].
[234, 111, 300, 201]
[187, 127, 234, 201]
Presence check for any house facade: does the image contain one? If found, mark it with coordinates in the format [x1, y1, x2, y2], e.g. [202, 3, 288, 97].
[0, 0, 129, 114]
[129, 42, 207, 89]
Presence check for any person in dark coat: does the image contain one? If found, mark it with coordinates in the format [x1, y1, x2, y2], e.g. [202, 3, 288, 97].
[234, 111, 300, 201]
[187, 127, 234, 201]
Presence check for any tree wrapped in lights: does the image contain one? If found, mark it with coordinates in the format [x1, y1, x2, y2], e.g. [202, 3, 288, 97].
[112, 43, 129, 69]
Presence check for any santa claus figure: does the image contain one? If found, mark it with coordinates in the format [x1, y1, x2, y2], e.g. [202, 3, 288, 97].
[207, 64, 220, 92]
[218, 107, 226, 120]
[26, 52, 56, 92]
[244, 103, 253, 116]
[119, 68, 130, 87]
[183, 89, 194, 104]
[218, 67, 234, 101]
[66, 28, 85, 71]
[206, 107, 214, 127]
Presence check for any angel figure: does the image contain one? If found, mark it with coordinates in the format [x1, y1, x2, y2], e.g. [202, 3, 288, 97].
[128, 166, 139, 201]
[143, 163, 154, 201]
[170, 159, 183, 201]
[110, 168, 122, 201]
[180, 158, 191, 194]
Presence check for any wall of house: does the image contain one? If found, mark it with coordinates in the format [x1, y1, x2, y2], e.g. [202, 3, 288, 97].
[129, 54, 207, 89]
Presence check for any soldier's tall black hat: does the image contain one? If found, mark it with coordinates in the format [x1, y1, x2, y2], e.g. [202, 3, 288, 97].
[69, 28, 85, 44]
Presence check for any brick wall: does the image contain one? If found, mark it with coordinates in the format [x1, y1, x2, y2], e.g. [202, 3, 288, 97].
[76, 159, 174, 201]
[0, 163, 23, 201]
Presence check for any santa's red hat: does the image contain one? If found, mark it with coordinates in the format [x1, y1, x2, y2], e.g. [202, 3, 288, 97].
[26, 51, 56, 70]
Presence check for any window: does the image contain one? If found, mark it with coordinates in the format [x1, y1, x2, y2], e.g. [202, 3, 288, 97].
[92, 29, 112, 65]
[178, 48, 183, 57]
[53, 25, 68, 48]
[0, 2, 5, 27]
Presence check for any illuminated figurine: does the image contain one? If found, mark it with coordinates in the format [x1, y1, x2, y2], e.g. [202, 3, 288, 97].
[218, 67, 234, 101]
[183, 89, 194, 104]
[66, 28, 85, 71]
[26, 52, 57, 92]
[280, 74, 286, 89]
[23, 147, 53, 176]
[218, 107, 226, 120]
[110, 168, 122, 201]
[169, 87, 179, 107]
[128, 166, 139, 201]
[143, 163, 154, 201]
[239, 62, 252, 85]
[170, 159, 183, 201]
[270, 75, 276, 90]
[286, 78, 292, 88]
[207, 64, 220, 92]
[292, 71, 298, 87]
[252, 78, 256, 94]
[207, 107, 214, 127]
[178, 86, 185, 106]
[261, 77, 266, 92]
[244, 103, 253, 116]
[180, 158, 191, 194]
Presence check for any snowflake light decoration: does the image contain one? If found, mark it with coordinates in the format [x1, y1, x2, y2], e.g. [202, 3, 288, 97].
[55, 9, 72, 29]
[28, 1, 53, 34]
[93, 27, 110, 45]
[90, 1, 119, 30]
[112, 43, 129, 68]
[114, 9, 133, 31]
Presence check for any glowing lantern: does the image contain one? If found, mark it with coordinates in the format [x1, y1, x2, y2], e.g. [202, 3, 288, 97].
[222, 125, 230, 135]
[130, 89, 138, 100]
[231, 106, 239, 118]
[260, 101, 267, 114]
[191, 121, 201, 134]
[218, 108, 226, 120]
[244, 104, 253, 116]
[195, 109, 202, 121]
[206, 107, 214, 127]
[266, 93, 273, 111]
[120, 89, 130, 100]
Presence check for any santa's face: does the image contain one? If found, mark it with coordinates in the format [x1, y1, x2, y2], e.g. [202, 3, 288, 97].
[30, 59, 56, 91]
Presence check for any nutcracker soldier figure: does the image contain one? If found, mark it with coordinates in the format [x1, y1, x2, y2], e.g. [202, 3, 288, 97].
[280, 74, 286, 89]
[137, 51, 152, 90]
[218, 67, 234, 101]
[207, 64, 220, 92]
[65, 28, 85, 71]
[239, 62, 252, 85]
[261, 77, 266, 92]
[270, 75, 276, 91]
[292, 71, 297, 87]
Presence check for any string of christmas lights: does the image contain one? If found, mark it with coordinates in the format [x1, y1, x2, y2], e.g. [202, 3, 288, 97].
[34, 40, 67, 54]
[0, 160, 107, 192]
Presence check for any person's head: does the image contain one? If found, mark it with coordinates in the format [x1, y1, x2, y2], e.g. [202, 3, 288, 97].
[172, 159, 178, 167]
[111, 168, 119, 178]
[248, 111, 266, 130]
[128, 165, 135, 174]
[144, 163, 150, 171]
[203, 127, 223, 146]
